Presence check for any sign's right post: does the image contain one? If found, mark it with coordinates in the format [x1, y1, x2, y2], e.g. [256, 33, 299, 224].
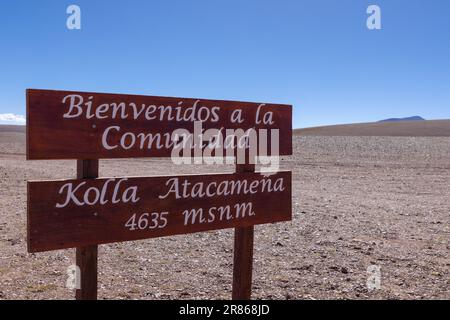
[232, 162, 256, 300]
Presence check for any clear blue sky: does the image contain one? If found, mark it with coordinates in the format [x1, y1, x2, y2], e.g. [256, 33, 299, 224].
[0, 0, 449, 128]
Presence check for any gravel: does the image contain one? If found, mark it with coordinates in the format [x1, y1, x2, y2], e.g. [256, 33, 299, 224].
[0, 135, 449, 300]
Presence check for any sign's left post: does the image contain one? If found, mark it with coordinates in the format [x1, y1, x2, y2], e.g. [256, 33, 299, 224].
[75, 159, 99, 300]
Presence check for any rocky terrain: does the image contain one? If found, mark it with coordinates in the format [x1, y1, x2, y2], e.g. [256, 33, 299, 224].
[0, 126, 449, 300]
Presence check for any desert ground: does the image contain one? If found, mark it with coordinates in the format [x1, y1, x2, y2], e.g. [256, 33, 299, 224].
[0, 123, 449, 300]
[295, 119, 450, 137]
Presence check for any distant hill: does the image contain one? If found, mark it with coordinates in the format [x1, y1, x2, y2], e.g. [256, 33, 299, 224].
[0, 125, 25, 149]
[0, 124, 25, 133]
[295, 119, 450, 137]
[379, 116, 425, 123]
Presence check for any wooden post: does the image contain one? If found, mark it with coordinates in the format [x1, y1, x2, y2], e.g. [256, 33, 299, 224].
[232, 162, 255, 300]
[75, 160, 99, 300]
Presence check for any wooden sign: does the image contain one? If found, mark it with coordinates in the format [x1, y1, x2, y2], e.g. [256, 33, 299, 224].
[26, 88, 293, 300]
[28, 171, 292, 253]
[26, 89, 292, 160]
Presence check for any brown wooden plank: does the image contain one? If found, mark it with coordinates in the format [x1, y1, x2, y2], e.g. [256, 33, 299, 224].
[77, 159, 99, 179]
[232, 163, 256, 300]
[26, 89, 292, 160]
[232, 226, 254, 300]
[75, 160, 98, 300]
[75, 245, 98, 300]
[27, 171, 292, 253]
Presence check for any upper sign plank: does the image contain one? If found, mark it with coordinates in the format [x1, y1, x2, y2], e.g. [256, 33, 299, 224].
[26, 89, 292, 160]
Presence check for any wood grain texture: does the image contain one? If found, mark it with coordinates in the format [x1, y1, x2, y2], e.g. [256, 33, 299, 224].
[232, 163, 256, 300]
[27, 171, 292, 253]
[75, 160, 98, 300]
[232, 226, 254, 300]
[75, 244, 98, 300]
[26, 89, 292, 160]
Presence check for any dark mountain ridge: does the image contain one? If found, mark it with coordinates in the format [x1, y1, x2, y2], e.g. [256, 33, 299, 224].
[378, 116, 425, 123]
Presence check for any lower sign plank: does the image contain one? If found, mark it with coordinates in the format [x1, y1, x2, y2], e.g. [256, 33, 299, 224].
[27, 171, 292, 253]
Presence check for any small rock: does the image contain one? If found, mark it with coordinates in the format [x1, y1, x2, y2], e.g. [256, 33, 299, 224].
[330, 266, 339, 271]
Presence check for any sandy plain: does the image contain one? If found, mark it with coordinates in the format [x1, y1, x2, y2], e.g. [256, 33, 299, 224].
[0, 124, 449, 299]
